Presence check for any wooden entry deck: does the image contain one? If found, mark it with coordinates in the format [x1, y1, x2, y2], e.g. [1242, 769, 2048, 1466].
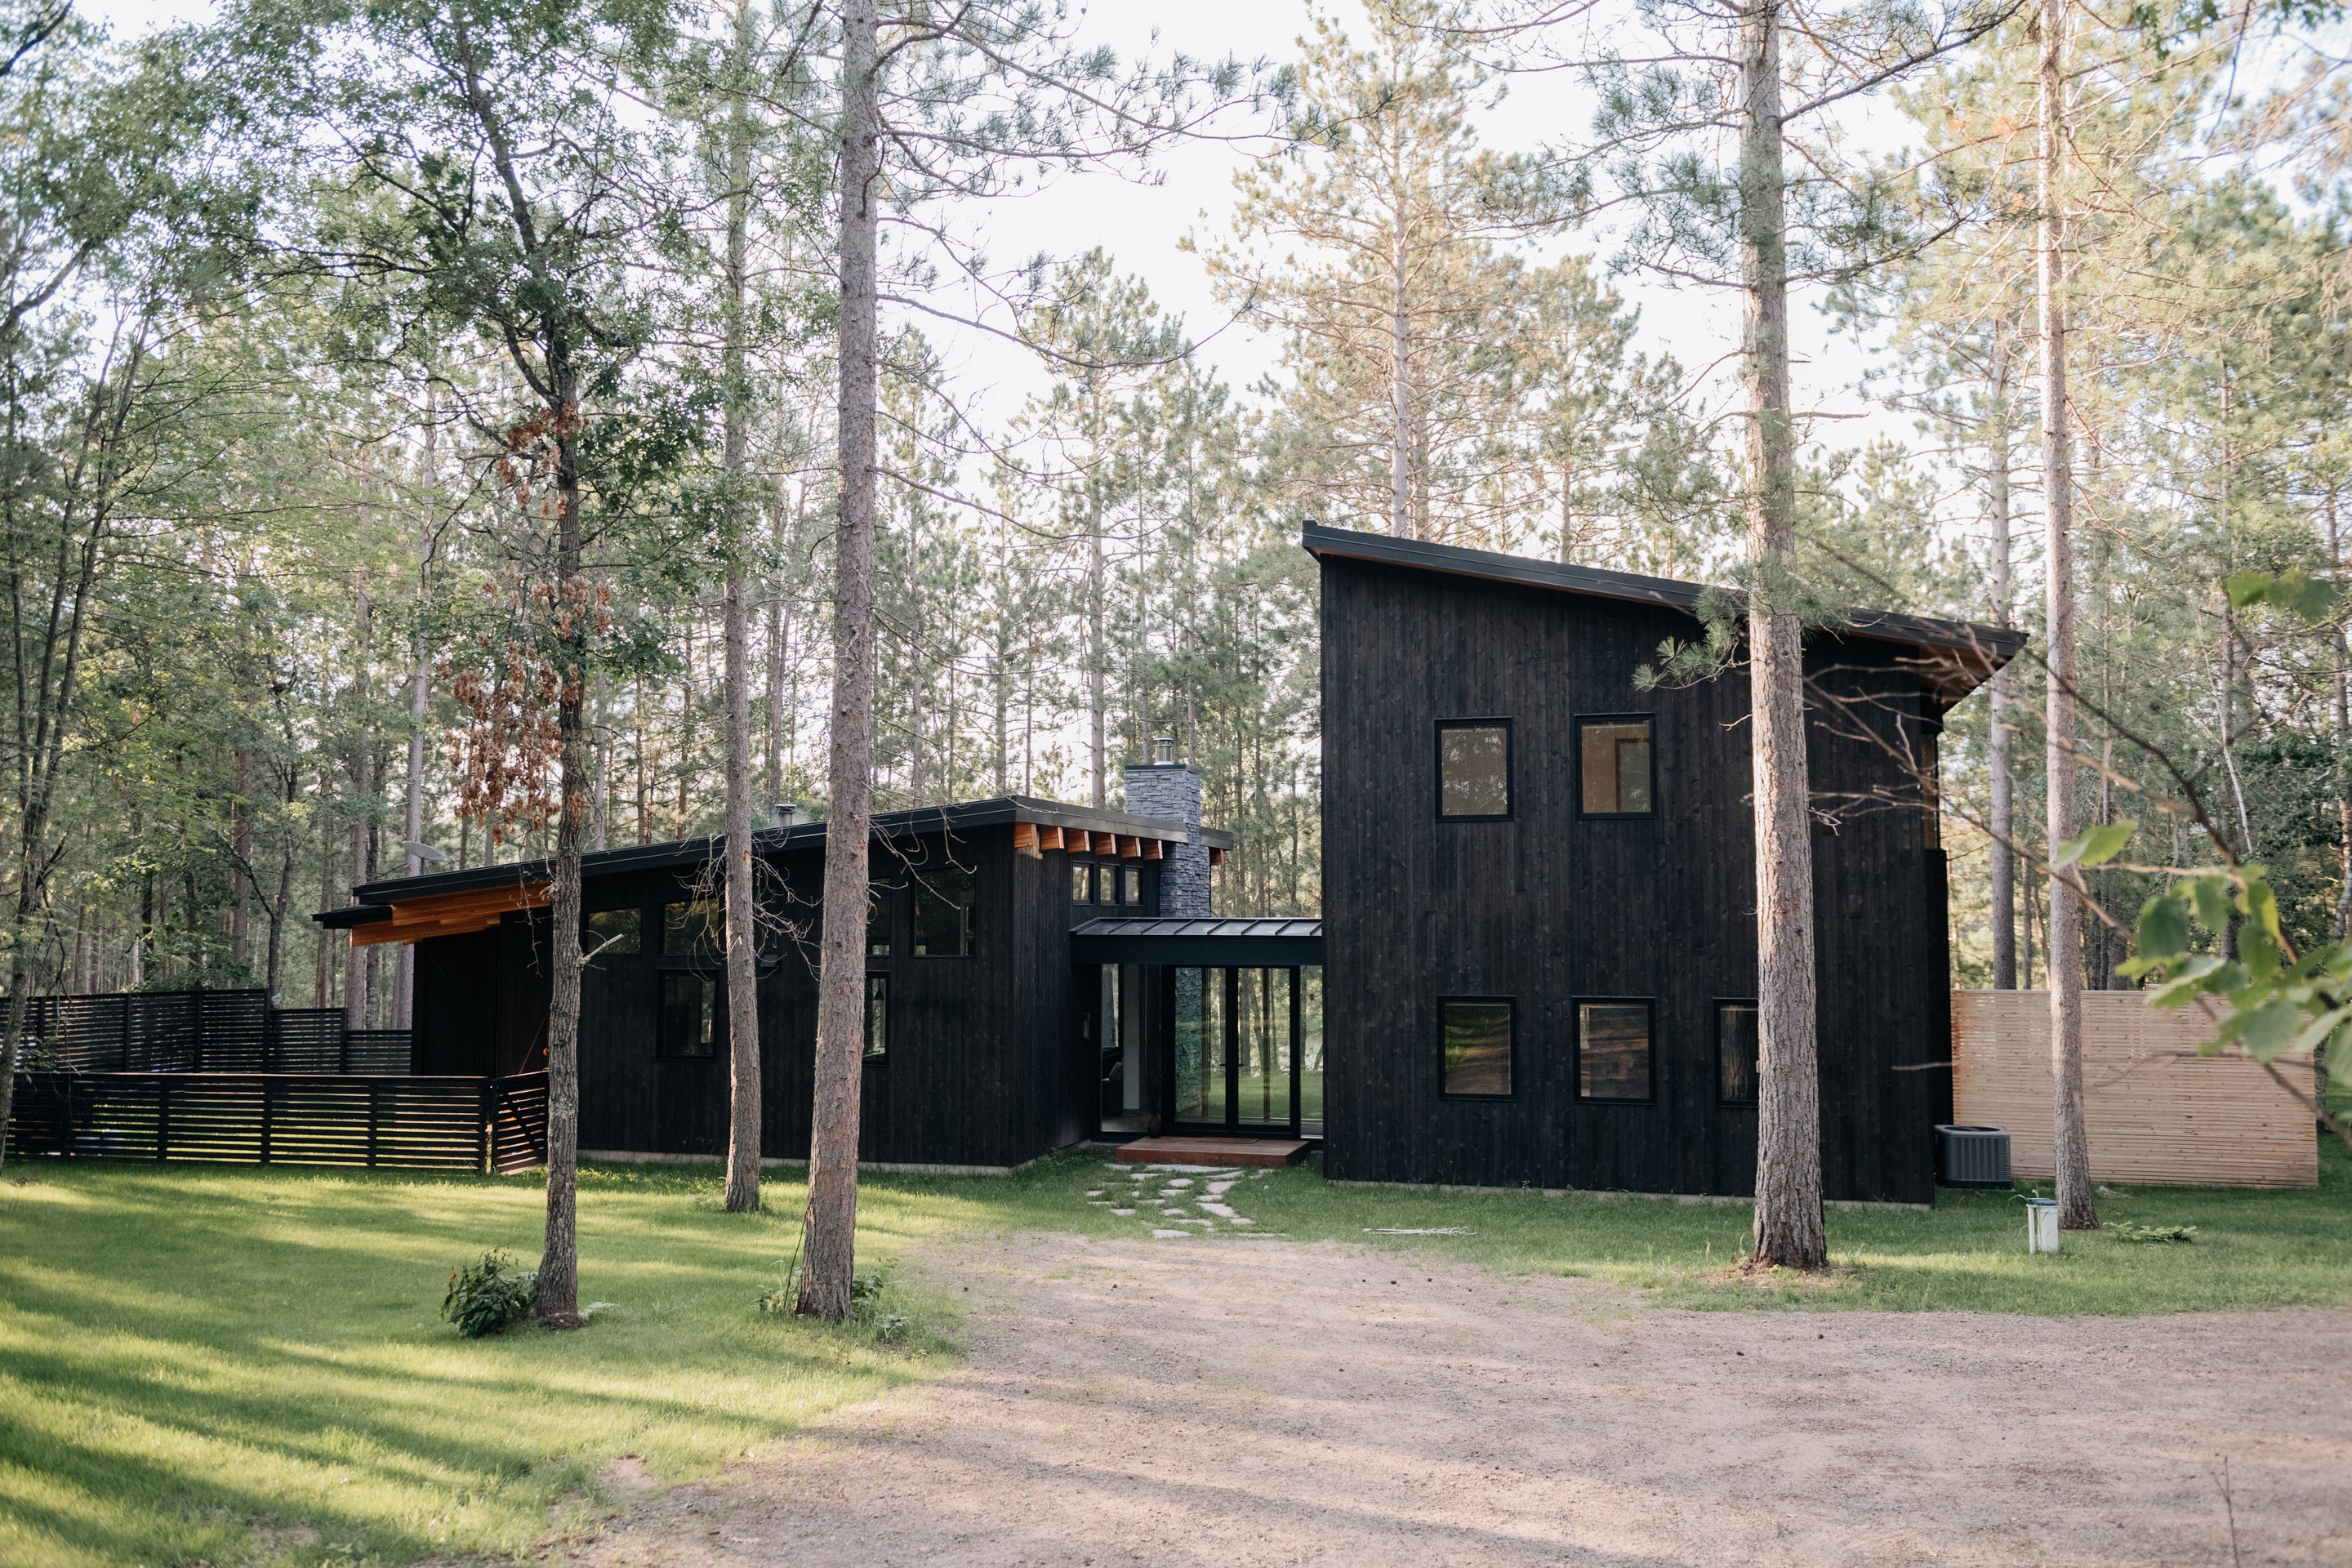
[1115, 1136, 1310, 1169]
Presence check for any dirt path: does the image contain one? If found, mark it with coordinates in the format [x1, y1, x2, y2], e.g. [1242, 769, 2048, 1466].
[565, 1231, 2351, 1567]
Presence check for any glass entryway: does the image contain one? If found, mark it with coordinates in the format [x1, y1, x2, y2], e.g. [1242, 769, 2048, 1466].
[1167, 966, 1324, 1138]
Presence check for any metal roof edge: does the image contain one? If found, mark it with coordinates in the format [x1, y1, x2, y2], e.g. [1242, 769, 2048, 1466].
[1300, 521, 2026, 666]
[352, 794, 1227, 904]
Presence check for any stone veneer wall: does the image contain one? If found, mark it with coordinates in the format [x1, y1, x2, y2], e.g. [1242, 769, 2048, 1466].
[1121, 762, 1208, 918]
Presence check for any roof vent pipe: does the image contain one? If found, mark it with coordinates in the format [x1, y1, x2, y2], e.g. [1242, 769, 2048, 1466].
[1152, 736, 1176, 766]
[770, 802, 801, 828]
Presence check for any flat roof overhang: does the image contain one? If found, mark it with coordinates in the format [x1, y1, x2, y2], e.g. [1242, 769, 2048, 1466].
[1070, 916, 1323, 967]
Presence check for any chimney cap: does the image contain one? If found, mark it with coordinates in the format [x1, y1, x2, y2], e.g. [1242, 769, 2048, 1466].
[1152, 736, 1177, 766]
[769, 801, 802, 827]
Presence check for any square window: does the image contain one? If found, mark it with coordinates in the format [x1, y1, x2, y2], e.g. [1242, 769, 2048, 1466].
[657, 971, 717, 1059]
[1579, 718, 1654, 816]
[1437, 721, 1512, 820]
[586, 907, 642, 956]
[1577, 1000, 1653, 1102]
[1071, 862, 1094, 904]
[1717, 1001, 1759, 1106]
[914, 866, 974, 956]
[864, 973, 889, 1058]
[662, 900, 719, 956]
[867, 878, 898, 957]
[1439, 998, 1513, 1097]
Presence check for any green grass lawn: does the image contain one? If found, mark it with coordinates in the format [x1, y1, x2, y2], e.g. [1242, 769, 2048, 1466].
[2, 1136, 2347, 1568]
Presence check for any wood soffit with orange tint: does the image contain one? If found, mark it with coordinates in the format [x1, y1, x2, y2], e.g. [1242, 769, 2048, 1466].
[350, 882, 550, 947]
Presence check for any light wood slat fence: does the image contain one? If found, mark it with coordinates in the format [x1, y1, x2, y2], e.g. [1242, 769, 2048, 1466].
[5, 1070, 549, 1174]
[1952, 990, 2317, 1188]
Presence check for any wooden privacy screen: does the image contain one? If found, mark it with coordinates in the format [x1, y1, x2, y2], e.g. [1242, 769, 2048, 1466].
[1952, 990, 2317, 1188]
[3, 1070, 549, 1174]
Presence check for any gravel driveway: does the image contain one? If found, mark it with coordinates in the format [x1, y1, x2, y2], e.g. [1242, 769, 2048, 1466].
[563, 1231, 2351, 1567]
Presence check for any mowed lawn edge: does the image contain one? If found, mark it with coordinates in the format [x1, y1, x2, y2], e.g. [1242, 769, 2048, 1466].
[2, 1136, 2347, 1568]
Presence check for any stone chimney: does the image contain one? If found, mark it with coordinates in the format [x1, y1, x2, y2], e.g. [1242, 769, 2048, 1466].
[1123, 738, 1209, 918]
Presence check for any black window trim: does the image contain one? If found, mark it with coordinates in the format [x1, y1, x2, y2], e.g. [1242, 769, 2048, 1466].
[1574, 711, 1659, 821]
[911, 865, 978, 959]
[1434, 716, 1515, 823]
[862, 970, 889, 1063]
[1436, 993, 1517, 1101]
[655, 969, 721, 1062]
[1573, 994, 1657, 1105]
[1714, 996, 1761, 1107]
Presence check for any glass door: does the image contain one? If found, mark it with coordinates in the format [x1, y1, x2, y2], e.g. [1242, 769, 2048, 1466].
[1166, 966, 1319, 1136]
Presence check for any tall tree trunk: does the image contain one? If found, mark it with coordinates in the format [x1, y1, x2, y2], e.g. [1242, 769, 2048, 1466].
[800, 0, 880, 1321]
[1987, 329, 2017, 990]
[345, 579, 372, 1027]
[266, 767, 294, 1005]
[1088, 460, 1106, 806]
[397, 390, 435, 1031]
[2329, 483, 2350, 946]
[2038, 0, 2095, 1232]
[532, 366, 590, 1327]
[230, 746, 252, 964]
[764, 492, 787, 805]
[1740, 0, 1824, 1271]
[721, 4, 763, 1214]
[1389, 205, 1412, 539]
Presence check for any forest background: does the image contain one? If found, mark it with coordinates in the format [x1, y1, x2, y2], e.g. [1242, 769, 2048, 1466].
[5, 0, 2350, 1032]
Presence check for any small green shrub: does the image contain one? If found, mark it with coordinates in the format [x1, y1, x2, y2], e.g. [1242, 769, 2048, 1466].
[755, 1263, 891, 1319]
[442, 1250, 538, 1337]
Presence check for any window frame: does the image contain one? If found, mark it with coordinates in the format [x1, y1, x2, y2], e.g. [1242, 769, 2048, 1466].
[866, 875, 901, 958]
[655, 969, 720, 1062]
[863, 972, 889, 1060]
[1434, 717, 1515, 823]
[1573, 996, 1657, 1105]
[1574, 712, 1659, 820]
[583, 906, 644, 959]
[911, 864, 977, 958]
[1071, 861, 1096, 905]
[1436, 994, 1517, 1101]
[1714, 997, 1761, 1107]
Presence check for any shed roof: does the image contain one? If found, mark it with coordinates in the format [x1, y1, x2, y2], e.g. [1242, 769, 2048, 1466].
[1302, 521, 2025, 704]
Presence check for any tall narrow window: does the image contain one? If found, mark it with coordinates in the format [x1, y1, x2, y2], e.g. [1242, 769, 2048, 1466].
[657, 972, 717, 1059]
[867, 878, 898, 956]
[914, 866, 975, 956]
[1439, 998, 1513, 1097]
[1717, 1001, 1760, 1106]
[864, 973, 889, 1058]
[1118, 866, 1141, 906]
[1437, 720, 1512, 820]
[1071, 862, 1094, 904]
[1579, 718, 1654, 816]
[1577, 1000, 1653, 1102]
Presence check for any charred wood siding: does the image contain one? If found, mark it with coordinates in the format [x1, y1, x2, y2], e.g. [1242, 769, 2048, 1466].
[413, 822, 1110, 1171]
[1320, 556, 1944, 1204]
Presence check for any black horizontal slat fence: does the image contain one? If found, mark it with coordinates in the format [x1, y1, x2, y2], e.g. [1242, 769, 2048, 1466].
[12, 989, 410, 1076]
[5, 1070, 548, 1174]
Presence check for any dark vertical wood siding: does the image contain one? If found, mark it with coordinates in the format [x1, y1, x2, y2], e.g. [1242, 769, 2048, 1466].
[412, 822, 1094, 1169]
[1321, 555, 1946, 1204]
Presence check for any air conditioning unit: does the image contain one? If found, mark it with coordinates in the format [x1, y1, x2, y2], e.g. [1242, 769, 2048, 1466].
[1935, 1124, 2012, 1188]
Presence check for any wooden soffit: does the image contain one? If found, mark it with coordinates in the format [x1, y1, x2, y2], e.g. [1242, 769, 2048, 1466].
[350, 881, 550, 947]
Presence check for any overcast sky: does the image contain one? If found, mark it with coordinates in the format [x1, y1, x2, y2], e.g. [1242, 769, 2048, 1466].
[102, 0, 1906, 488]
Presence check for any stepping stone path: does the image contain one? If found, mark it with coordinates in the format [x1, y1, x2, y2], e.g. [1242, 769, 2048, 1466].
[1080, 1161, 1274, 1237]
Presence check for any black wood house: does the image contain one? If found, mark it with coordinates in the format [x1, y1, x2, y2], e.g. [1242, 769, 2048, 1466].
[1305, 523, 2020, 1205]
[320, 524, 2014, 1200]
